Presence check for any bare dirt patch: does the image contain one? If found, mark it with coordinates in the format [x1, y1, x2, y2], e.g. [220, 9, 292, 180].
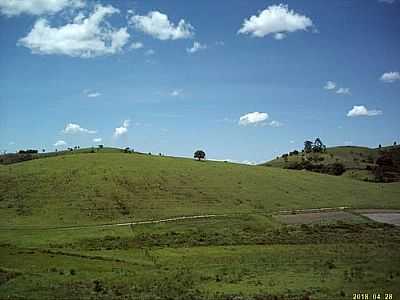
[361, 213, 400, 226]
[274, 211, 362, 225]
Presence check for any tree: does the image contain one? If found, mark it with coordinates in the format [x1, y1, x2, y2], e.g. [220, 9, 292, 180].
[194, 150, 206, 161]
[304, 141, 313, 153]
[313, 138, 326, 153]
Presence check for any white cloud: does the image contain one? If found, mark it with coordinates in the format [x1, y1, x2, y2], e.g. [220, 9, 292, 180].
[145, 49, 155, 56]
[87, 92, 101, 98]
[380, 71, 400, 83]
[18, 5, 130, 58]
[170, 89, 183, 97]
[63, 123, 96, 134]
[0, 0, 84, 16]
[324, 81, 336, 90]
[269, 120, 283, 127]
[336, 87, 351, 95]
[186, 41, 207, 54]
[130, 42, 143, 49]
[54, 140, 67, 147]
[130, 11, 194, 40]
[347, 105, 383, 117]
[238, 4, 313, 38]
[114, 120, 130, 137]
[379, 0, 395, 3]
[239, 112, 269, 126]
[93, 137, 102, 143]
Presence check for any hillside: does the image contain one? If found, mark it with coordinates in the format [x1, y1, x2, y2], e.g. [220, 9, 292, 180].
[1, 149, 400, 227]
[263, 145, 400, 182]
[1, 150, 400, 299]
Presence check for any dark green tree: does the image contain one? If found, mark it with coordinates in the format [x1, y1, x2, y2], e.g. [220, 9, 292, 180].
[194, 150, 206, 161]
[304, 141, 313, 153]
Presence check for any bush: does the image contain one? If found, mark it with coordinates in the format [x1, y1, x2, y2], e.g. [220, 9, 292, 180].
[285, 161, 345, 176]
[376, 155, 393, 166]
[323, 163, 346, 176]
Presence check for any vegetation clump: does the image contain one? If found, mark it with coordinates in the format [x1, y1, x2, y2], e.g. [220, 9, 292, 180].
[194, 150, 206, 161]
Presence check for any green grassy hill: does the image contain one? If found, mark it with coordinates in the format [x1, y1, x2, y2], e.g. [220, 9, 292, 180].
[263, 145, 400, 182]
[1, 149, 400, 299]
[1, 149, 400, 226]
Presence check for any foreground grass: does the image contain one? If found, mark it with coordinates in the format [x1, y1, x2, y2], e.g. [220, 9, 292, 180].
[1, 215, 400, 299]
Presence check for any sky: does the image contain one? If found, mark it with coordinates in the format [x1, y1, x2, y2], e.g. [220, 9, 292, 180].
[0, 0, 399, 164]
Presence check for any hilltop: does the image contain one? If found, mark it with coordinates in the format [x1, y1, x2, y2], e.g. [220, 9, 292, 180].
[263, 145, 400, 182]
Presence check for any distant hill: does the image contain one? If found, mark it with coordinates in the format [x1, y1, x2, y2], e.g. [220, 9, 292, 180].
[1, 148, 400, 227]
[262, 145, 400, 182]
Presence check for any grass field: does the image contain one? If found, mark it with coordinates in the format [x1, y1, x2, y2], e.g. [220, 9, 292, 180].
[1, 149, 400, 299]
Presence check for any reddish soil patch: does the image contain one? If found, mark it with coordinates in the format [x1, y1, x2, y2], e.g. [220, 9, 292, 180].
[275, 211, 360, 225]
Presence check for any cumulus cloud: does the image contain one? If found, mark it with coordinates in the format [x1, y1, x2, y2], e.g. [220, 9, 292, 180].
[54, 140, 67, 147]
[130, 11, 194, 40]
[63, 123, 97, 134]
[114, 120, 130, 137]
[0, 0, 84, 16]
[93, 137, 102, 143]
[347, 105, 382, 117]
[239, 112, 269, 126]
[324, 81, 336, 90]
[238, 4, 313, 38]
[186, 41, 207, 54]
[18, 5, 130, 58]
[130, 42, 143, 49]
[380, 71, 400, 83]
[336, 87, 351, 95]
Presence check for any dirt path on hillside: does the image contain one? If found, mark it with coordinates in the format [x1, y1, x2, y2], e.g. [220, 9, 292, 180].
[2, 206, 399, 231]
[0, 214, 228, 231]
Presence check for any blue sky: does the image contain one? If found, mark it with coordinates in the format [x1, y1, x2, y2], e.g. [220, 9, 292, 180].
[1, 0, 399, 163]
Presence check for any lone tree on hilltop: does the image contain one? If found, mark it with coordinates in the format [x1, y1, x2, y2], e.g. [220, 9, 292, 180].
[194, 150, 206, 161]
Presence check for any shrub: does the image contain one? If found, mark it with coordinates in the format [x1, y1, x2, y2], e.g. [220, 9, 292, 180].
[376, 155, 393, 166]
[323, 163, 346, 176]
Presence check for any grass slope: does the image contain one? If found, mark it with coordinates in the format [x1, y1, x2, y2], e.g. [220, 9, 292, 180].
[1, 150, 400, 226]
[1, 150, 400, 299]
